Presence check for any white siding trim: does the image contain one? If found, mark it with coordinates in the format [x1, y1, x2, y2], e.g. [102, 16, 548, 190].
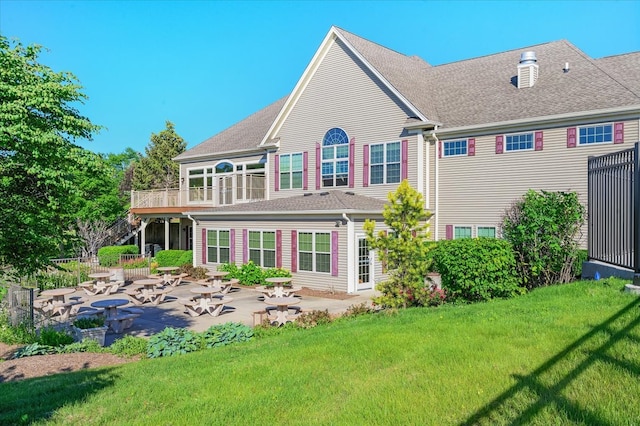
[346, 217, 356, 293]
[417, 133, 424, 195]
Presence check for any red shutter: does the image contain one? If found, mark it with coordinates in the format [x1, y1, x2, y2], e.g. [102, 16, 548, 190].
[363, 144, 369, 187]
[348, 138, 355, 188]
[315, 143, 321, 190]
[468, 138, 475, 156]
[242, 229, 248, 264]
[303, 151, 308, 190]
[614, 122, 624, 144]
[567, 127, 577, 148]
[291, 230, 298, 272]
[495, 135, 504, 154]
[331, 231, 339, 276]
[445, 225, 453, 240]
[535, 131, 543, 151]
[401, 139, 409, 180]
[201, 228, 207, 264]
[276, 230, 282, 268]
[230, 229, 235, 263]
[274, 154, 280, 191]
[438, 141, 442, 158]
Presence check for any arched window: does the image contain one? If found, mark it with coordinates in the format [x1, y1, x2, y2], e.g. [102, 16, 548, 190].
[321, 128, 349, 187]
[215, 161, 234, 174]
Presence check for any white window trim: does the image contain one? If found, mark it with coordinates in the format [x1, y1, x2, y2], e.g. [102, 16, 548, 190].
[279, 152, 304, 190]
[505, 132, 534, 152]
[206, 228, 231, 264]
[248, 230, 276, 268]
[298, 230, 332, 274]
[369, 141, 401, 185]
[577, 122, 614, 146]
[453, 225, 473, 239]
[476, 226, 497, 238]
[442, 139, 468, 158]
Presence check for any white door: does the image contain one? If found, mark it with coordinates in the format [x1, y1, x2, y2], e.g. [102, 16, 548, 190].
[357, 235, 373, 290]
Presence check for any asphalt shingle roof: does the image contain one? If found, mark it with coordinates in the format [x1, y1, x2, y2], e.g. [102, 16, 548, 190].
[178, 28, 640, 160]
[174, 96, 287, 161]
[189, 190, 387, 216]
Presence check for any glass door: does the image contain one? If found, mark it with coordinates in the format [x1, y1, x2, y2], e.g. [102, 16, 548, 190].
[357, 235, 372, 290]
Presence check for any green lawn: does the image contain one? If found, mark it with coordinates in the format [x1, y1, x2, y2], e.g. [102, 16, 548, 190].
[1, 279, 639, 425]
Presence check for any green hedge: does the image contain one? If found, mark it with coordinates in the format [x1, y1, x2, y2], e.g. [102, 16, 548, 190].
[218, 261, 291, 286]
[97, 245, 139, 267]
[429, 238, 523, 303]
[155, 250, 193, 267]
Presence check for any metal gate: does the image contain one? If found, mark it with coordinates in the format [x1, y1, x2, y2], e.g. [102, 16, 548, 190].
[6, 285, 34, 327]
[587, 142, 639, 280]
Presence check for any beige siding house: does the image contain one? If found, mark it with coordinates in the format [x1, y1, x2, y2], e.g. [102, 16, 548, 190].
[130, 26, 640, 293]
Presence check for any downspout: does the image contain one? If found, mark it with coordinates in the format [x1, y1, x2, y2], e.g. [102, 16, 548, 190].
[430, 127, 440, 241]
[187, 214, 198, 266]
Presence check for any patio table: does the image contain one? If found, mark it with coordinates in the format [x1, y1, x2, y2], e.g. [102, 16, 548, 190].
[185, 287, 231, 316]
[263, 296, 302, 326]
[205, 271, 229, 286]
[91, 298, 134, 333]
[39, 288, 79, 320]
[157, 266, 179, 285]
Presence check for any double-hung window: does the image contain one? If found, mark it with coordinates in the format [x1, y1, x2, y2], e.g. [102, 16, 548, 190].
[206, 229, 230, 264]
[188, 168, 213, 202]
[443, 139, 467, 157]
[322, 128, 349, 187]
[454, 226, 472, 239]
[579, 124, 612, 145]
[506, 133, 533, 151]
[477, 226, 496, 238]
[370, 141, 400, 184]
[279, 153, 303, 190]
[298, 232, 331, 273]
[248, 231, 276, 268]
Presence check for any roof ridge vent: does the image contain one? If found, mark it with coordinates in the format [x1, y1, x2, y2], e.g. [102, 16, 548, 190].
[517, 51, 539, 89]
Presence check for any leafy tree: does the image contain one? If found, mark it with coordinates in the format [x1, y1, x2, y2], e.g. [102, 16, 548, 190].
[364, 180, 437, 308]
[0, 36, 100, 275]
[501, 190, 585, 289]
[132, 121, 186, 190]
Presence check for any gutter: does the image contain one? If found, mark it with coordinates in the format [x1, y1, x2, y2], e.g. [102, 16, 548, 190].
[434, 104, 640, 139]
[173, 144, 277, 162]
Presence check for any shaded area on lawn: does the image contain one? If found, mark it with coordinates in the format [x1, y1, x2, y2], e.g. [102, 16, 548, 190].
[461, 296, 640, 425]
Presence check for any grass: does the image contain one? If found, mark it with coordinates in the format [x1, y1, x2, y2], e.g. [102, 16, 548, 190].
[1, 279, 639, 425]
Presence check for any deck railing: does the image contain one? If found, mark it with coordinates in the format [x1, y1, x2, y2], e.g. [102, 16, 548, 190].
[130, 175, 266, 209]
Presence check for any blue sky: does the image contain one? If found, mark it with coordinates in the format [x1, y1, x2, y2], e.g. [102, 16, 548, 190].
[1, 0, 639, 155]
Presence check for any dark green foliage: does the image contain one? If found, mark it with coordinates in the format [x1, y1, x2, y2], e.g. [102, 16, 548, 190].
[203, 322, 253, 348]
[37, 327, 75, 347]
[13, 342, 57, 358]
[97, 245, 139, 267]
[295, 309, 333, 328]
[34, 270, 80, 291]
[147, 327, 202, 358]
[0, 311, 36, 344]
[120, 257, 150, 270]
[0, 36, 102, 274]
[502, 190, 585, 289]
[73, 316, 105, 329]
[156, 250, 192, 267]
[132, 121, 186, 190]
[429, 238, 523, 303]
[109, 335, 148, 357]
[146, 324, 255, 358]
[58, 339, 105, 354]
[573, 249, 588, 279]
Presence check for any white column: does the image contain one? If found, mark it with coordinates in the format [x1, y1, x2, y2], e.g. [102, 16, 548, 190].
[140, 219, 148, 256]
[346, 216, 355, 293]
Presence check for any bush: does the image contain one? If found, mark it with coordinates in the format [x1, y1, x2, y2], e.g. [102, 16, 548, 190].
[263, 267, 292, 281]
[343, 302, 376, 318]
[573, 249, 588, 280]
[0, 312, 36, 344]
[202, 322, 253, 348]
[502, 190, 585, 289]
[218, 263, 241, 280]
[37, 326, 75, 347]
[295, 309, 333, 329]
[13, 342, 57, 358]
[156, 250, 193, 267]
[58, 339, 105, 354]
[239, 261, 264, 286]
[109, 335, 148, 357]
[98, 245, 139, 267]
[429, 238, 523, 303]
[120, 257, 150, 270]
[190, 266, 208, 280]
[147, 327, 203, 358]
[73, 316, 105, 329]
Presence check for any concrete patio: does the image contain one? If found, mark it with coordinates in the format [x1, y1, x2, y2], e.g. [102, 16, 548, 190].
[69, 280, 377, 346]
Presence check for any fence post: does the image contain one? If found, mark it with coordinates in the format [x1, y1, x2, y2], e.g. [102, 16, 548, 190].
[634, 142, 640, 285]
